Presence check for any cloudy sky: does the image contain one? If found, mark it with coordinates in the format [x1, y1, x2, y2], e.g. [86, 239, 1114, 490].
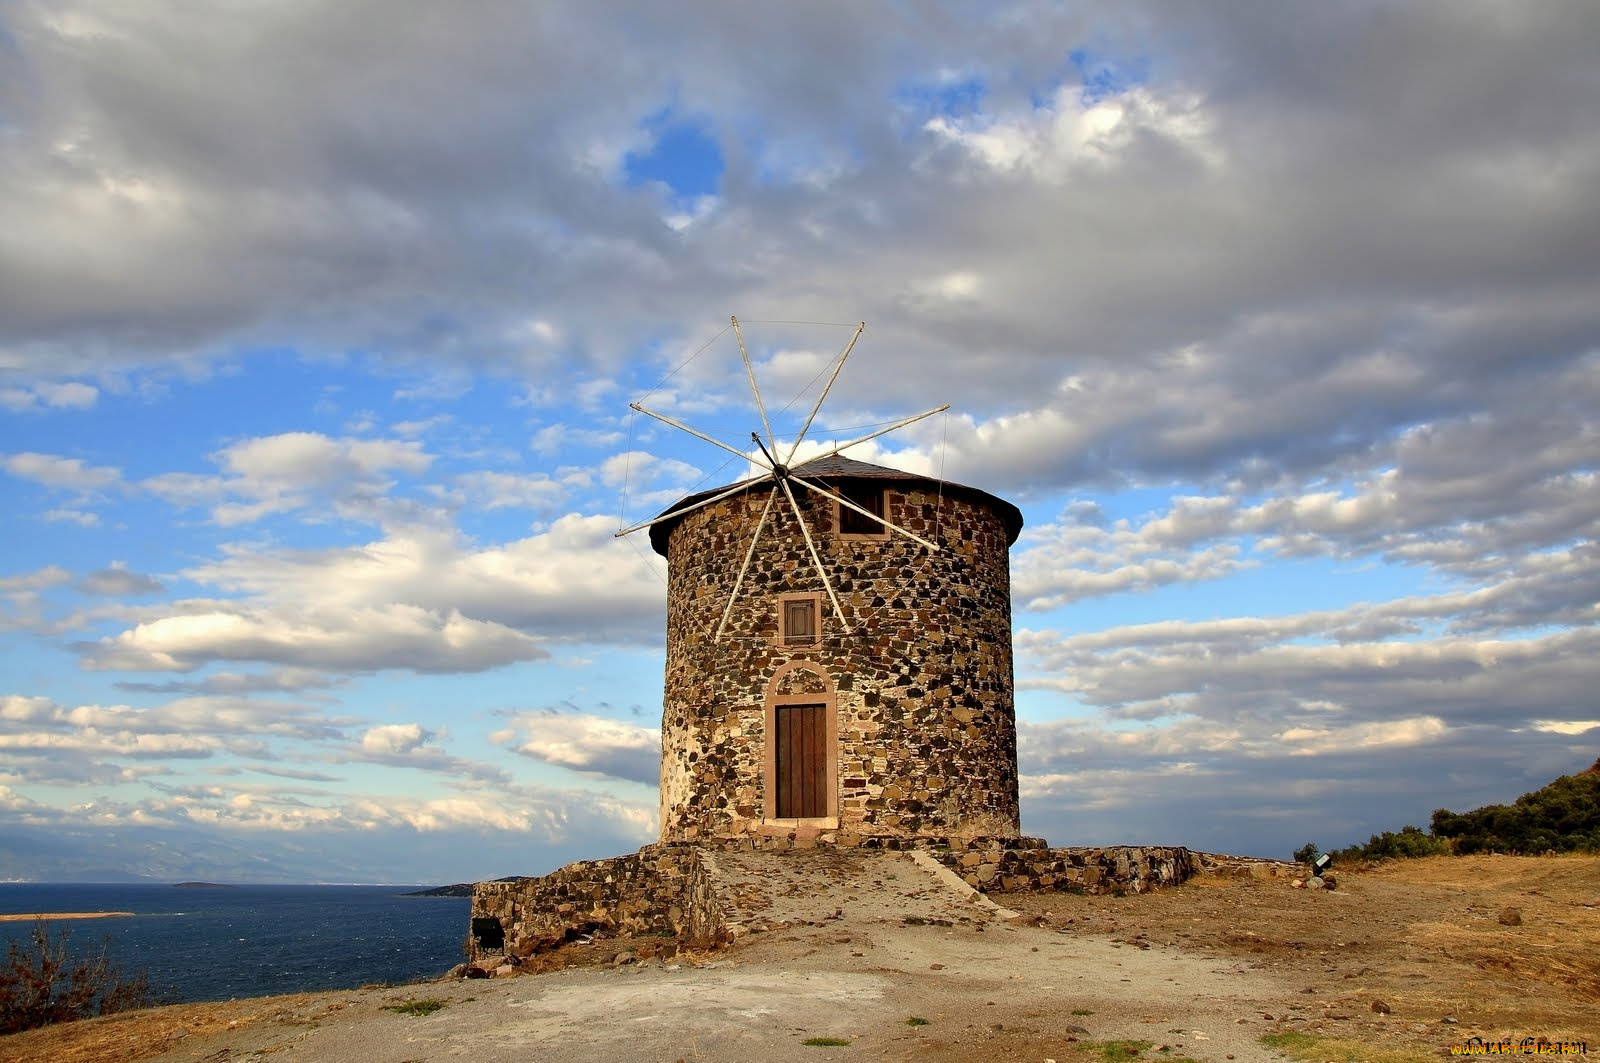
[1, 1, 1596, 884]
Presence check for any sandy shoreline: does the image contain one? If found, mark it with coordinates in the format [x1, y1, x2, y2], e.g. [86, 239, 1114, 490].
[0, 911, 136, 922]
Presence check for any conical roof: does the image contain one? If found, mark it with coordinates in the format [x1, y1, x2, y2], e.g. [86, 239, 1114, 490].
[647, 454, 1022, 556]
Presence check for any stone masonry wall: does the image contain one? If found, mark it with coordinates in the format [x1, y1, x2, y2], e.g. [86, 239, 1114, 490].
[660, 481, 1019, 842]
[1191, 851, 1301, 879]
[467, 844, 728, 967]
[930, 838, 1198, 895]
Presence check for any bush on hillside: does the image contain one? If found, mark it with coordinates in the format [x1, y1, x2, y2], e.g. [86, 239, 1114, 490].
[1329, 824, 1452, 863]
[1302, 761, 1600, 866]
[1431, 768, 1600, 855]
[0, 921, 155, 1035]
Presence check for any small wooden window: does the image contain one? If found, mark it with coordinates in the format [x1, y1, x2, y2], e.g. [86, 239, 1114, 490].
[836, 483, 885, 536]
[780, 595, 819, 647]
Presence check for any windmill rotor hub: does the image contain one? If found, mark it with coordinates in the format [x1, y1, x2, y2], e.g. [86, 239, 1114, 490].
[751, 432, 787, 479]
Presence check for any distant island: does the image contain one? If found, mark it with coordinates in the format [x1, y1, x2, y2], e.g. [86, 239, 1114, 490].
[404, 883, 473, 897]
[406, 877, 467, 896]
[171, 881, 236, 889]
[404, 875, 522, 898]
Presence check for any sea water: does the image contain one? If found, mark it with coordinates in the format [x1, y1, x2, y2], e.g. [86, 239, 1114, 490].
[0, 883, 469, 1003]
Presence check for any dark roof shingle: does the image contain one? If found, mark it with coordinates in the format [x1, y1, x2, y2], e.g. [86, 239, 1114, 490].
[646, 454, 1022, 556]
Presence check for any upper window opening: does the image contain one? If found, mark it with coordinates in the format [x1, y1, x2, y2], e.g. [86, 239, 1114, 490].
[836, 483, 886, 536]
[782, 596, 819, 647]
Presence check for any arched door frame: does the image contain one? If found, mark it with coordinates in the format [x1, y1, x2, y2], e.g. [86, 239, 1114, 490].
[762, 660, 839, 826]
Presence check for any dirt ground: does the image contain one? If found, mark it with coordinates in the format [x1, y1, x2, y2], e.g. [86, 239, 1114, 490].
[1003, 854, 1600, 1057]
[3, 853, 1595, 1063]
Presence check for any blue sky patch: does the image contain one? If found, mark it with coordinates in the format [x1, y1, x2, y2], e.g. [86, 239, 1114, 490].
[1069, 47, 1150, 104]
[897, 73, 988, 123]
[622, 113, 724, 201]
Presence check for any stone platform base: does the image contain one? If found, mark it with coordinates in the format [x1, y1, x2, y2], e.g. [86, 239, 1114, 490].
[465, 836, 1297, 970]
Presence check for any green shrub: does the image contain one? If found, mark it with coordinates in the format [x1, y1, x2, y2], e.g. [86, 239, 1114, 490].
[1291, 842, 1320, 865]
[0, 921, 154, 1035]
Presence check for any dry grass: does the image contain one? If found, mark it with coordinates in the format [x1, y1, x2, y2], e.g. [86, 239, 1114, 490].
[1373, 855, 1600, 1032]
[1261, 1030, 1436, 1063]
[1007, 853, 1600, 1056]
[0, 994, 316, 1063]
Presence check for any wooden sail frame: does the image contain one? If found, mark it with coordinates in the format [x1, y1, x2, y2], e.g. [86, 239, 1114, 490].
[616, 317, 948, 640]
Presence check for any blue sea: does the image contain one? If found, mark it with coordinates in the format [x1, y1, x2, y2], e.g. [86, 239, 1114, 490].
[0, 883, 469, 1004]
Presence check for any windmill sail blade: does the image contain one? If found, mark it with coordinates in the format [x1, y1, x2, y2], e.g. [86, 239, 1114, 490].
[783, 321, 865, 466]
[778, 477, 850, 633]
[791, 404, 952, 463]
[622, 318, 953, 648]
[614, 476, 765, 538]
[630, 401, 773, 471]
[714, 484, 778, 641]
[731, 316, 777, 453]
[790, 475, 940, 552]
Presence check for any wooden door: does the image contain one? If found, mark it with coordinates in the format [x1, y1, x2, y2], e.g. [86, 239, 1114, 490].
[776, 704, 828, 818]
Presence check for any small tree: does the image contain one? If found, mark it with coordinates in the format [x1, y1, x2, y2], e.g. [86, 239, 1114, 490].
[0, 921, 154, 1035]
[1291, 842, 1321, 865]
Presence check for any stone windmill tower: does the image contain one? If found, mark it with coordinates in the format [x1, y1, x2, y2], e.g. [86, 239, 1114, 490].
[620, 319, 1024, 846]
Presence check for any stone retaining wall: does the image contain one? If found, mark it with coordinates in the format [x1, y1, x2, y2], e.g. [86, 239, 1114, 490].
[701, 833, 1199, 895]
[930, 839, 1198, 895]
[467, 843, 729, 967]
[1190, 851, 1301, 879]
